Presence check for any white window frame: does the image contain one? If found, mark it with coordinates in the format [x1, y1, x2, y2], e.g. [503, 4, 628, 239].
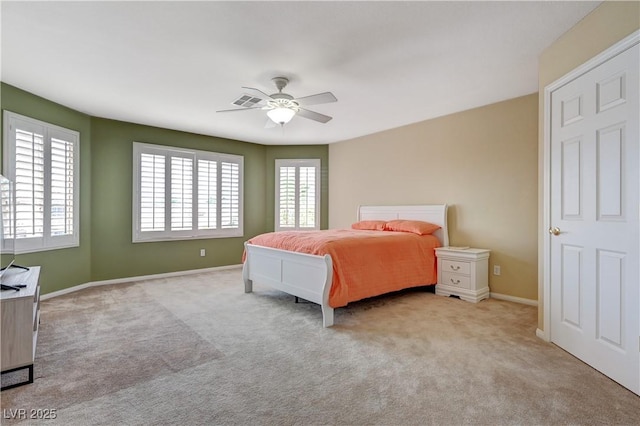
[132, 142, 243, 242]
[275, 159, 321, 231]
[3, 111, 80, 254]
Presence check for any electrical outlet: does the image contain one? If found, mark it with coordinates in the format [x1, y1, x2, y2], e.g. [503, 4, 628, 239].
[200, 249, 206, 257]
[493, 265, 501, 276]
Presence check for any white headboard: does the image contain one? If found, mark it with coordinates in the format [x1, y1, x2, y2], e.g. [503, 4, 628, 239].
[358, 204, 449, 247]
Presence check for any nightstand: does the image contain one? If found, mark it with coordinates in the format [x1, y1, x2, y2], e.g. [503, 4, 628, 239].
[435, 247, 490, 303]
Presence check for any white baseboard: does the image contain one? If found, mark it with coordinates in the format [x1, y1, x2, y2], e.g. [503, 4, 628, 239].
[536, 328, 550, 342]
[41, 264, 243, 301]
[490, 292, 538, 307]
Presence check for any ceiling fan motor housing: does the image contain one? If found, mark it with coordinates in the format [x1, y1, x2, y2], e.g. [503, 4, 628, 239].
[272, 76, 289, 92]
[266, 97, 299, 111]
[267, 77, 299, 111]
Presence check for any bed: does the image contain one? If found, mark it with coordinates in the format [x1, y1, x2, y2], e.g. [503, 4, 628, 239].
[242, 204, 449, 327]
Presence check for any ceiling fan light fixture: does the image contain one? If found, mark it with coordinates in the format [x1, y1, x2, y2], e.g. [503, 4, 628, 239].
[218, 77, 335, 127]
[267, 107, 296, 125]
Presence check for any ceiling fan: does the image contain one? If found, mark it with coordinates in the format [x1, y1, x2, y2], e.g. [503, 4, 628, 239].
[217, 77, 337, 126]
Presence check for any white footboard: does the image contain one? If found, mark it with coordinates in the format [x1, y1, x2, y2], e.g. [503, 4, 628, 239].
[243, 242, 335, 327]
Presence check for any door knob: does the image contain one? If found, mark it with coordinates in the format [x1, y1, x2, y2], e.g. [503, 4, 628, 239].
[548, 227, 561, 236]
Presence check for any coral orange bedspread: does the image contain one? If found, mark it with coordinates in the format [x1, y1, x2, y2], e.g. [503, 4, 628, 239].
[246, 229, 440, 308]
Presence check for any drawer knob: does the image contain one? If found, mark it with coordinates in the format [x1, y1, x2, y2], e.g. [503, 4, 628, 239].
[450, 265, 460, 271]
[450, 278, 460, 285]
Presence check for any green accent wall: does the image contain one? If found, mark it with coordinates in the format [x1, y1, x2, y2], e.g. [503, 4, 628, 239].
[89, 117, 268, 281]
[1, 83, 93, 294]
[1, 83, 329, 292]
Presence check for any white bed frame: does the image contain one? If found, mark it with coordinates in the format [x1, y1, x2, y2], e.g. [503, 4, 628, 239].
[243, 204, 449, 327]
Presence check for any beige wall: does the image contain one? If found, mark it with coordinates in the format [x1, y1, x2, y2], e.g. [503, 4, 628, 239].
[537, 2, 640, 331]
[329, 94, 538, 301]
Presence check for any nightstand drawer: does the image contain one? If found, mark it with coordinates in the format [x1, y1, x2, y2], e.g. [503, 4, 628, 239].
[442, 272, 471, 289]
[442, 260, 470, 275]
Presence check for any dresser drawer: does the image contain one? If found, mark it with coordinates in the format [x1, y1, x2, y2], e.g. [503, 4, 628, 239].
[441, 272, 471, 289]
[442, 260, 470, 275]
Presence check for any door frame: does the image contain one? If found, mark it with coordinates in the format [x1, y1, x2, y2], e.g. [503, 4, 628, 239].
[540, 30, 640, 342]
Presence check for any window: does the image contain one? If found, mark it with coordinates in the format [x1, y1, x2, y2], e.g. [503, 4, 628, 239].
[133, 142, 243, 242]
[3, 111, 80, 253]
[275, 159, 320, 231]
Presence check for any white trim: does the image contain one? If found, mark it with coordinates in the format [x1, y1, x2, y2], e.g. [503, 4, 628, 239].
[536, 328, 550, 342]
[40, 264, 242, 300]
[132, 142, 244, 242]
[3, 111, 81, 253]
[541, 30, 640, 340]
[274, 158, 321, 231]
[490, 292, 538, 307]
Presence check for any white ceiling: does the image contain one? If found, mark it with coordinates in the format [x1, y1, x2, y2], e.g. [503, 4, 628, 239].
[1, 1, 601, 145]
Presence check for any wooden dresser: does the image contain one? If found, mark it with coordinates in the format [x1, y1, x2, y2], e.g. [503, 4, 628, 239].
[1, 266, 41, 390]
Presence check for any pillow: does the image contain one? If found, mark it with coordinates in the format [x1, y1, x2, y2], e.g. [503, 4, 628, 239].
[383, 220, 441, 235]
[351, 220, 387, 231]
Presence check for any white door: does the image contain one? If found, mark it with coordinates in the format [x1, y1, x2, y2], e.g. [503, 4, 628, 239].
[550, 43, 639, 394]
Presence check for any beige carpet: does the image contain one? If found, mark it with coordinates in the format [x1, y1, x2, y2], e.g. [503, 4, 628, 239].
[1, 267, 639, 425]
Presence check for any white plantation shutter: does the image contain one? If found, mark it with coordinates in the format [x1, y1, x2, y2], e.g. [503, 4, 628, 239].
[15, 128, 45, 238]
[170, 156, 193, 231]
[220, 161, 239, 229]
[3, 111, 80, 253]
[275, 159, 320, 231]
[298, 166, 316, 228]
[278, 166, 296, 228]
[133, 143, 243, 242]
[139, 153, 165, 232]
[197, 159, 217, 230]
[50, 136, 75, 236]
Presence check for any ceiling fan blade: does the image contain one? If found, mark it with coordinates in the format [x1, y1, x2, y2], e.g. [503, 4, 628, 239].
[241, 86, 274, 101]
[295, 91, 337, 107]
[297, 108, 333, 123]
[216, 106, 263, 113]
